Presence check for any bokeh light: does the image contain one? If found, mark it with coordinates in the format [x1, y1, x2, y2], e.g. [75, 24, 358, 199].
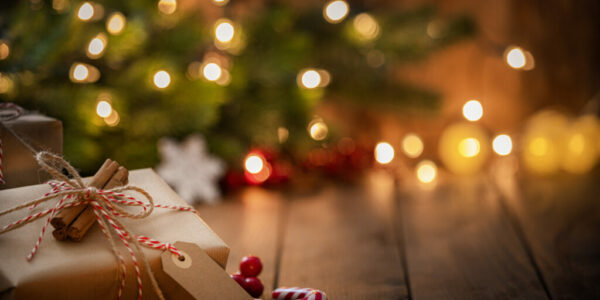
[308, 119, 328, 141]
[0, 41, 9, 60]
[202, 63, 222, 81]
[70, 63, 100, 83]
[416, 160, 437, 183]
[245, 154, 264, 174]
[0, 73, 14, 94]
[212, 0, 229, 6]
[323, 0, 349, 24]
[77, 2, 94, 21]
[104, 110, 120, 127]
[375, 142, 395, 165]
[153, 70, 171, 89]
[215, 19, 235, 43]
[521, 110, 567, 175]
[401, 133, 424, 158]
[299, 69, 321, 89]
[492, 134, 513, 156]
[504, 46, 534, 70]
[96, 100, 112, 118]
[158, 0, 177, 15]
[106, 12, 126, 35]
[353, 13, 380, 41]
[87, 33, 107, 59]
[462, 100, 483, 121]
[439, 122, 489, 175]
[561, 116, 598, 174]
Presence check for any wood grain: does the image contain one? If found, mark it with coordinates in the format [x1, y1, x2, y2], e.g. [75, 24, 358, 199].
[195, 187, 283, 299]
[492, 159, 600, 299]
[277, 171, 409, 299]
[398, 172, 548, 299]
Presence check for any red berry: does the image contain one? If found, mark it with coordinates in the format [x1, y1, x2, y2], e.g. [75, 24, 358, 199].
[240, 255, 262, 277]
[243, 277, 264, 298]
[230, 273, 245, 287]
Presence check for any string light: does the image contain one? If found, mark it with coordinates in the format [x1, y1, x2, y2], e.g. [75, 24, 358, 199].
[492, 134, 513, 156]
[462, 100, 483, 121]
[353, 13, 380, 41]
[298, 69, 321, 89]
[416, 160, 437, 183]
[158, 0, 177, 15]
[87, 33, 107, 59]
[153, 70, 171, 89]
[202, 63, 222, 81]
[323, 0, 349, 24]
[308, 118, 328, 141]
[96, 100, 112, 118]
[0, 41, 9, 60]
[401, 133, 424, 158]
[77, 2, 94, 21]
[0, 73, 14, 94]
[245, 154, 264, 174]
[375, 142, 395, 165]
[458, 138, 481, 158]
[106, 12, 126, 35]
[215, 19, 235, 43]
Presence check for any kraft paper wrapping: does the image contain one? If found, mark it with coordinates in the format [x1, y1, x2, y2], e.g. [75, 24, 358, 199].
[0, 169, 230, 299]
[0, 113, 63, 189]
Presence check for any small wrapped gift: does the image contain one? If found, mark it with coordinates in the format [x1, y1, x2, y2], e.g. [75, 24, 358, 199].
[0, 104, 62, 189]
[0, 165, 251, 299]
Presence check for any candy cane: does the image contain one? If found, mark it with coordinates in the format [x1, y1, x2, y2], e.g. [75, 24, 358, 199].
[272, 287, 327, 300]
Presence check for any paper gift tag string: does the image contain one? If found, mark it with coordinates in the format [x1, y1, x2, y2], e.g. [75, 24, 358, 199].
[0, 151, 203, 300]
[0, 102, 25, 184]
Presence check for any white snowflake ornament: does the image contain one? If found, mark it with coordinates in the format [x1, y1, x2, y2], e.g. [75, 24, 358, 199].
[156, 134, 225, 204]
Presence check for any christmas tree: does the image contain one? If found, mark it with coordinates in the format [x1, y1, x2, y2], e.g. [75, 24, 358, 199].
[0, 0, 473, 174]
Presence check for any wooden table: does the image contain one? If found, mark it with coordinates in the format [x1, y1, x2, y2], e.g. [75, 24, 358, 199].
[196, 160, 600, 299]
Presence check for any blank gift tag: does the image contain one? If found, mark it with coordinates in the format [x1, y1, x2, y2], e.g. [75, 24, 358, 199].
[161, 242, 252, 299]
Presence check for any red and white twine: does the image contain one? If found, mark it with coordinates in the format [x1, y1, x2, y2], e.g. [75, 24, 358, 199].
[272, 287, 328, 300]
[0, 151, 201, 300]
[0, 102, 25, 184]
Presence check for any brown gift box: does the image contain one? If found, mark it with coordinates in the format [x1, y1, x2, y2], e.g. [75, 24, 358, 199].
[0, 169, 250, 299]
[0, 113, 63, 189]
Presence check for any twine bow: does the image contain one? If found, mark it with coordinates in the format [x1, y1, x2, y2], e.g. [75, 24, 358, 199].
[0, 151, 200, 300]
[0, 102, 25, 184]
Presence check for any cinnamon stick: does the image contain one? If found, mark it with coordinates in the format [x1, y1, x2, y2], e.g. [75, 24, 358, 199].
[50, 159, 119, 229]
[67, 166, 129, 241]
[52, 227, 67, 241]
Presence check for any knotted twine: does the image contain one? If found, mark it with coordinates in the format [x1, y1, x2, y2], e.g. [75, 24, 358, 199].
[0, 151, 202, 300]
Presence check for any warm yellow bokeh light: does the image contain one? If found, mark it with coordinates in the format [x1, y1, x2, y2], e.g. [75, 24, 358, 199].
[353, 13, 380, 41]
[158, 0, 177, 14]
[458, 138, 480, 158]
[245, 155, 264, 174]
[416, 160, 437, 183]
[299, 69, 321, 89]
[439, 122, 490, 175]
[77, 2, 94, 21]
[309, 120, 328, 141]
[529, 137, 548, 157]
[375, 142, 395, 165]
[278, 127, 289, 144]
[96, 100, 112, 118]
[72, 64, 89, 81]
[202, 63, 222, 81]
[323, 0, 349, 24]
[106, 12, 126, 35]
[521, 110, 567, 175]
[0, 73, 14, 94]
[153, 70, 171, 89]
[87, 34, 107, 58]
[0, 41, 9, 60]
[401, 133, 424, 158]
[215, 20, 235, 43]
[104, 110, 120, 127]
[506, 47, 526, 69]
[462, 100, 483, 121]
[561, 116, 599, 174]
[492, 134, 513, 156]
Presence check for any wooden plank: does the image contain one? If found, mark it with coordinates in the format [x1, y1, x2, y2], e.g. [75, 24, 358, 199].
[277, 171, 409, 299]
[195, 187, 283, 299]
[398, 172, 548, 299]
[492, 160, 600, 299]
